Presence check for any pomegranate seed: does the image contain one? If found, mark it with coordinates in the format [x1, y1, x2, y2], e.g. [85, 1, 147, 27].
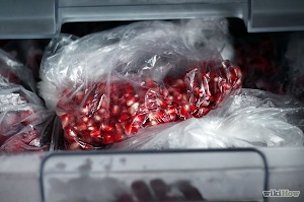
[179, 105, 192, 119]
[124, 123, 139, 134]
[60, 114, 70, 128]
[111, 105, 120, 116]
[174, 79, 185, 87]
[93, 114, 102, 122]
[80, 106, 89, 115]
[126, 96, 136, 106]
[75, 123, 87, 131]
[115, 123, 124, 134]
[98, 108, 106, 114]
[150, 120, 158, 126]
[129, 102, 139, 115]
[194, 87, 203, 97]
[119, 112, 130, 122]
[157, 99, 168, 108]
[103, 134, 114, 144]
[113, 133, 124, 142]
[87, 119, 95, 127]
[98, 108, 110, 119]
[189, 104, 197, 113]
[100, 95, 109, 108]
[82, 116, 89, 123]
[101, 124, 114, 132]
[90, 130, 101, 138]
[88, 126, 97, 131]
[64, 127, 77, 143]
[160, 88, 169, 97]
[125, 85, 134, 94]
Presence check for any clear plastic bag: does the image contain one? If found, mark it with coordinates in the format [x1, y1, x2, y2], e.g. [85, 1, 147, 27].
[111, 89, 304, 150]
[39, 19, 240, 150]
[0, 50, 51, 153]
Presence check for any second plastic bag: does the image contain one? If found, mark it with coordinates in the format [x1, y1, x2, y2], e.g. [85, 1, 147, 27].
[0, 49, 51, 152]
[111, 89, 304, 150]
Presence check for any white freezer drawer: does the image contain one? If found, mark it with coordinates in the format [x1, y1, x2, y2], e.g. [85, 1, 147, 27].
[1, 148, 304, 202]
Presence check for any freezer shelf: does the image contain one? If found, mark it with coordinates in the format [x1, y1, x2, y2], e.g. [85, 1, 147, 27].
[0, 0, 304, 39]
[1, 148, 304, 202]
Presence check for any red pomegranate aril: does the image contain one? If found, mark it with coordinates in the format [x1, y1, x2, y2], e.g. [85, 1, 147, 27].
[124, 123, 139, 134]
[100, 95, 109, 108]
[93, 114, 102, 122]
[87, 119, 95, 127]
[98, 108, 106, 114]
[90, 130, 101, 138]
[126, 96, 136, 106]
[64, 127, 77, 143]
[115, 123, 124, 134]
[113, 133, 124, 142]
[103, 134, 114, 144]
[80, 106, 89, 115]
[111, 105, 120, 116]
[75, 123, 87, 131]
[179, 105, 192, 119]
[129, 102, 139, 116]
[88, 126, 97, 131]
[189, 104, 197, 113]
[119, 112, 131, 122]
[125, 84, 135, 94]
[157, 99, 168, 108]
[82, 116, 89, 123]
[101, 124, 114, 132]
[60, 114, 70, 128]
[98, 109, 110, 119]
[160, 88, 169, 97]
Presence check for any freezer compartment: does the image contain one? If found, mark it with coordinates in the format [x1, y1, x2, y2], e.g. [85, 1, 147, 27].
[0, 14, 303, 201]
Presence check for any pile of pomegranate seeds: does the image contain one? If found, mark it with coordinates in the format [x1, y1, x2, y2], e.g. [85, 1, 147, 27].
[58, 60, 242, 150]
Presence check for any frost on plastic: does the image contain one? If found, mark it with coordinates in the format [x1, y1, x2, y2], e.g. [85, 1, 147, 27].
[0, 49, 50, 152]
[112, 89, 304, 150]
[39, 19, 240, 150]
